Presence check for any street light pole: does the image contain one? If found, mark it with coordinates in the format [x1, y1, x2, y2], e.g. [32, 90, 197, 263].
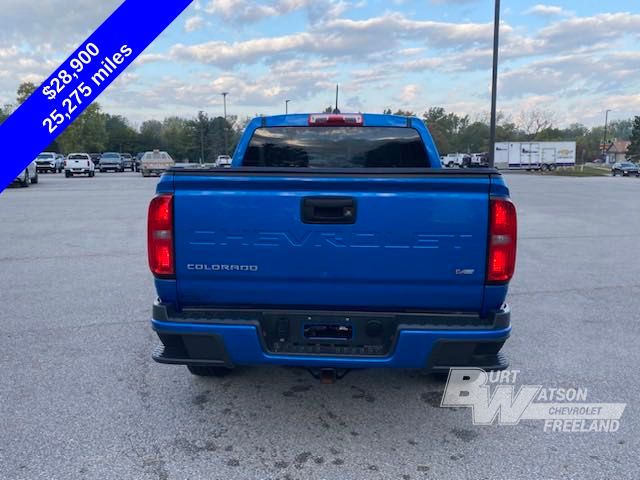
[602, 109, 611, 162]
[488, 0, 501, 169]
[221, 92, 228, 155]
[285, 99, 290, 114]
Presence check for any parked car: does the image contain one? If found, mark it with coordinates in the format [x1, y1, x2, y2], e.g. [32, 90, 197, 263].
[55, 154, 65, 171]
[148, 113, 517, 378]
[90, 153, 102, 167]
[611, 162, 639, 177]
[121, 153, 135, 171]
[140, 150, 175, 176]
[470, 152, 489, 167]
[35, 152, 62, 173]
[134, 153, 144, 172]
[441, 153, 464, 168]
[215, 155, 232, 168]
[99, 152, 125, 172]
[13, 161, 38, 187]
[64, 153, 95, 177]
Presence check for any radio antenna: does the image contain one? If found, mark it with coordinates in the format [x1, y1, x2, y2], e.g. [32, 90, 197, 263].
[333, 84, 340, 114]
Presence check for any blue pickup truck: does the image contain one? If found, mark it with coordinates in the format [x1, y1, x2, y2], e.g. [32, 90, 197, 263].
[148, 113, 517, 380]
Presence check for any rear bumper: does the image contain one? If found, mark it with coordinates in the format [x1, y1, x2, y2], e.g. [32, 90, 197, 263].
[151, 303, 511, 371]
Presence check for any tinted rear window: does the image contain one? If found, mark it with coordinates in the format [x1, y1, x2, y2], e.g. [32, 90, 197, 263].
[68, 154, 89, 160]
[143, 152, 172, 161]
[243, 127, 430, 168]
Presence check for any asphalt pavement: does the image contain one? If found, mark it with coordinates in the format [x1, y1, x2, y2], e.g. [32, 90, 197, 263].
[1, 171, 639, 479]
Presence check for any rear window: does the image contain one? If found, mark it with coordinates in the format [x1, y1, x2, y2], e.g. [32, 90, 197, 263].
[102, 153, 119, 159]
[143, 152, 173, 161]
[37, 153, 54, 159]
[68, 154, 89, 160]
[243, 127, 430, 168]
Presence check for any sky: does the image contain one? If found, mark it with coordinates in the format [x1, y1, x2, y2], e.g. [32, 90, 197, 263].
[0, 0, 639, 128]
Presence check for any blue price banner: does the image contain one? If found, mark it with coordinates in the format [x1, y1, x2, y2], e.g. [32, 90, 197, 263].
[0, 0, 193, 191]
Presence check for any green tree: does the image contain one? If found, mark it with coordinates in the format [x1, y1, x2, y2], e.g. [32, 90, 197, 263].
[139, 120, 165, 152]
[457, 121, 489, 153]
[496, 122, 523, 142]
[0, 105, 9, 124]
[627, 116, 640, 160]
[422, 107, 470, 153]
[162, 116, 191, 161]
[57, 103, 107, 153]
[16, 82, 37, 104]
[608, 119, 633, 141]
[104, 114, 137, 152]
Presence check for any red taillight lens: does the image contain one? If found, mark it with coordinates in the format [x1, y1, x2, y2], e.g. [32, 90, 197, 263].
[487, 198, 517, 283]
[308, 114, 363, 126]
[148, 194, 174, 277]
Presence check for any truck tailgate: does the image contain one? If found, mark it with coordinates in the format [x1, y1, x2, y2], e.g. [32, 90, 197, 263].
[171, 171, 491, 312]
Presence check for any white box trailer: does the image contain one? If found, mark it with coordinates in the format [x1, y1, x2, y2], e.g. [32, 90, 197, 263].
[494, 141, 576, 170]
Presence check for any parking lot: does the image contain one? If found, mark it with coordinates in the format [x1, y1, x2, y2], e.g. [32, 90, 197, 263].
[1, 172, 639, 479]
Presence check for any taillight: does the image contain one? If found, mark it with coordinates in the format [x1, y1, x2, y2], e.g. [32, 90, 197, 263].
[308, 114, 363, 126]
[487, 198, 517, 283]
[148, 194, 174, 278]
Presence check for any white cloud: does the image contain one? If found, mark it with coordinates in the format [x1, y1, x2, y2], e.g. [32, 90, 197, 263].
[396, 84, 420, 104]
[524, 4, 573, 17]
[185, 15, 205, 32]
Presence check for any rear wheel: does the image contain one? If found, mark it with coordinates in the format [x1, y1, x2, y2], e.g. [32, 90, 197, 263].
[21, 170, 30, 187]
[30, 171, 38, 184]
[65, 171, 72, 178]
[187, 365, 232, 377]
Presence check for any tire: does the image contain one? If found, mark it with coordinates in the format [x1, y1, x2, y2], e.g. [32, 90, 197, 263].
[65, 171, 71, 178]
[100, 169, 105, 173]
[31, 171, 38, 184]
[447, 161, 455, 168]
[548, 164, 557, 171]
[89, 171, 95, 177]
[21, 170, 30, 187]
[187, 365, 232, 377]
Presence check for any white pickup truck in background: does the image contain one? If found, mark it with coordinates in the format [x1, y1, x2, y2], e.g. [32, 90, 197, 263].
[64, 153, 95, 177]
[215, 155, 232, 168]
